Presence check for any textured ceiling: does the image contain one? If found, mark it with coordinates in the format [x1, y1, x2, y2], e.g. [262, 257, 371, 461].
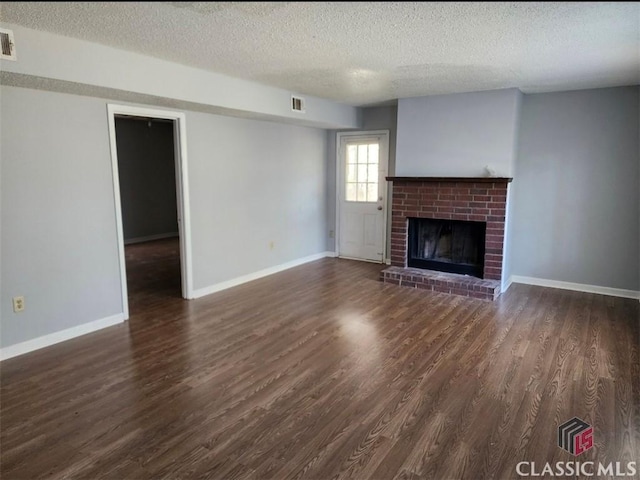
[1, 2, 638, 106]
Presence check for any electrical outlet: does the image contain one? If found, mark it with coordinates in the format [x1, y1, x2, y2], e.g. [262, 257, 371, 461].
[329, 230, 335, 238]
[13, 296, 25, 313]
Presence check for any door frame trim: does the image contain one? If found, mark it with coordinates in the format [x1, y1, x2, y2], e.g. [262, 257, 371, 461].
[107, 104, 194, 320]
[335, 130, 390, 263]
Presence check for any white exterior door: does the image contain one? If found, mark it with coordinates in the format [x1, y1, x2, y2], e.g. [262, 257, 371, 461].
[338, 132, 389, 263]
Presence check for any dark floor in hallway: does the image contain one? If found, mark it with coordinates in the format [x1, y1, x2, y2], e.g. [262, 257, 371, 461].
[125, 237, 182, 314]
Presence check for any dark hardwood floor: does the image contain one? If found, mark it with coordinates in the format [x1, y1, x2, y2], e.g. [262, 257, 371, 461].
[124, 237, 183, 313]
[1, 240, 639, 479]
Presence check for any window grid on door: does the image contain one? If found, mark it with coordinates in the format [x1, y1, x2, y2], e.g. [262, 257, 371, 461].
[345, 143, 379, 202]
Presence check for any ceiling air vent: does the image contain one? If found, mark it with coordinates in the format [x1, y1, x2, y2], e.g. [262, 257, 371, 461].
[291, 95, 305, 113]
[0, 28, 16, 61]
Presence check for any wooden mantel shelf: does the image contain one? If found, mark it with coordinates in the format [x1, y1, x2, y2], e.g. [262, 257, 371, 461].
[386, 176, 513, 183]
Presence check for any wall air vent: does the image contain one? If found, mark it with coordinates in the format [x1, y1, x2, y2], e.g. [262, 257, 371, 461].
[0, 28, 16, 61]
[291, 95, 305, 113]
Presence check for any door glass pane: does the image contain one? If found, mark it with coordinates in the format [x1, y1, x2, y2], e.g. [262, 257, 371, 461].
[358, 164, 368, 183]
[368, 164, 378, 182]
[347, 145, 358, 164]
[357, 183, 367, 201]
[358, 145, 368, 163]
[368, 144, 379, 164]
[346, 183, 357, 201]
[347, 164, 357, 182]
[344, 141, 380, 203]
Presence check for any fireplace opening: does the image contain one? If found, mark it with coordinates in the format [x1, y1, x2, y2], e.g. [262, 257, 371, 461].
[408, 218, 486, 278]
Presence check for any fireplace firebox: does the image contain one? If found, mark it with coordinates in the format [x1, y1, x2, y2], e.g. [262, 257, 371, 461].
[408, 218, 486, 278]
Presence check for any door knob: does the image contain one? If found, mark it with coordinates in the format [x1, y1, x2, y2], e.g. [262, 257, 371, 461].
[377, 206, 383, 210]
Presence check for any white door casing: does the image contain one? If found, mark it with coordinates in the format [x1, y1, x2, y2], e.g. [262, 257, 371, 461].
[107, 104, 193, 320]
[337, 131, 389, 263]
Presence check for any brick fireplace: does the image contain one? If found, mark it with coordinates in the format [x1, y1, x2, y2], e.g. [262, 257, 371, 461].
[380, 177, 512, 300]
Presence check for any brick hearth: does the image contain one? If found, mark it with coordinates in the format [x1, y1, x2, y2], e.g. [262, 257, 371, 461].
[381, 177, 511, 300]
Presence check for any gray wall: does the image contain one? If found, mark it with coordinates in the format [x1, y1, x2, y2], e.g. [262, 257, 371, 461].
[1, 85, 329, 349]
[510, 86, 639, 290]
[396, 88, 521, 177]
[361, 106, 398, 176]
[363, 106, 398, 261]
[501, 96, 523, 290]
[326, 105, 397, 254]
[115, 117, 178, 242]
[1, 86, 123, 348]
[501, 185, 517, 291]
[187, 111, 327, 289]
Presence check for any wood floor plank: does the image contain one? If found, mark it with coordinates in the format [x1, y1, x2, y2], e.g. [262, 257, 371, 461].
[1, 238, 638, 479]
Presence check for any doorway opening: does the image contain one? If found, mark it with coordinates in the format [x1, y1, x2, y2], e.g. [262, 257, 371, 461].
[107, 105, 193, 319]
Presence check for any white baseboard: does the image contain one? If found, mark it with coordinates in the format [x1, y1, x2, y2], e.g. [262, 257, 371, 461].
[510, 275, 640, 300]
[0, 313, 126, 361]
[192, 251, 335, 299]
[124, 232, 179, 245]
[501, 276, 513, 293]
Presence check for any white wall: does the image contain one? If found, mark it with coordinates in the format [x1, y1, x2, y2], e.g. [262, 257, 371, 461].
[510, 86, 639, 291]
[396, 88, 522, 177]
[1, 85, 330, 350]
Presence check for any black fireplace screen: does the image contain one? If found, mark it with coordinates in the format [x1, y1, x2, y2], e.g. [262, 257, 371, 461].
[408, 218, 486, 278]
